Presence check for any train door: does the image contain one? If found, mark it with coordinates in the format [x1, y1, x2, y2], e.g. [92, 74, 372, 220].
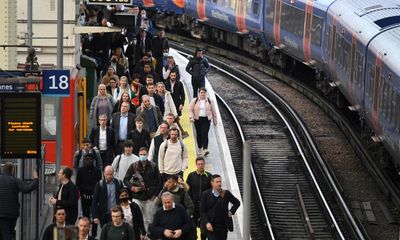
[236, 0, 247, 33]
[371, 53, 384, 131]
[303, 0, 313, 63]
[273, 0, 282, 47]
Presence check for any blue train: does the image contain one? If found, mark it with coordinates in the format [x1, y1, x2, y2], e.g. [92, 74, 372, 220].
[138, 0, 400, 167]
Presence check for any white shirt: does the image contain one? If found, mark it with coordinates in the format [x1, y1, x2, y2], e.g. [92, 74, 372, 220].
[99, 127, 107, 150]
[112, 154, 139, 180]
[199, 100, 207, 117]
[121, 203, 133, 225]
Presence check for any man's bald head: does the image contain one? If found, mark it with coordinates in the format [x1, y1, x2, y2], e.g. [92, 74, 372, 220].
[104, 166, 114, 182]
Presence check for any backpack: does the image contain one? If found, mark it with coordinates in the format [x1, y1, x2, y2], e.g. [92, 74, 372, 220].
[163, 140, 184, 159]
[114, 154, 123, 177]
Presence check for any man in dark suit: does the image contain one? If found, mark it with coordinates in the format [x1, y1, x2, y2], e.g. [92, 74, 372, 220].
[90, 114, 115, 167]
[49, 167, 79, 225]
[111, 101, 136, 155]
[135, 29, 152, 63]
[92, 166, 124, 227]
[165, 70, 188, 137]
[200, 174, 240, 240]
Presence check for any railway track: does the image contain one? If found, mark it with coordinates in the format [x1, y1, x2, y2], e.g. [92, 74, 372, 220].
[175, 48, 368, 239]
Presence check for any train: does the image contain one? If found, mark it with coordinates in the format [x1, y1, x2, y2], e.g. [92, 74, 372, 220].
[133, 0, 400, 168]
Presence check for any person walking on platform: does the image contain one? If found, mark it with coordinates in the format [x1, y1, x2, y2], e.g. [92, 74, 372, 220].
[78, 217, 95, 240]
[185, 48, 210, 98]
[128, 117, 151, 156]
[136, 95, 163, 138]
[164, 71, 188, 138]
[112, 140, 139, 181]
[89, 114, 116, 167]
[42, 206, 66, 240]
[124, 147, 161, 231]
[189, 87, 217, 156]
[111, 101, 136, 155]
[186, 157, 212, 240]
[158, 128, 188, 183]
[118, 188, 146, 239]
[76, 153, 102, 237]
[148, 192, 193, 240]
[200, 174, 240, 240]
[49, 167, 79, 225]
[148, 121, 169, 164]
[74, 138, 103, 170]
[90, 84, 115, 128]
[152, 28, 169, 79]
[0, 162, 38, 240]
[157, 175, 194, 217]
[92, 166, 124, 227]
[100, 206, 136, 240]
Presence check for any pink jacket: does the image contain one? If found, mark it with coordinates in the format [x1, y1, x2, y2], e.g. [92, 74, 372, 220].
[189, 97, 217, 124]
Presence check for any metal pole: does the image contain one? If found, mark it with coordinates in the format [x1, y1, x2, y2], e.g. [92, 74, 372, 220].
[27, 0, 32, 47]
[55, 0, 64, 185]
[243, 141, 251, 240]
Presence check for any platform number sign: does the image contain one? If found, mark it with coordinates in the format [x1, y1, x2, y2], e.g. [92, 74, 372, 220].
[42, 70, 70, 96]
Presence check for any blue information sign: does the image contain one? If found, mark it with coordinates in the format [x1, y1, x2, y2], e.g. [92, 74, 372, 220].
[42, 70, 70, 96]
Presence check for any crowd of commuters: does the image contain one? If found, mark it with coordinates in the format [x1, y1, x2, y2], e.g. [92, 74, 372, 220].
[0, 3, 241, 240]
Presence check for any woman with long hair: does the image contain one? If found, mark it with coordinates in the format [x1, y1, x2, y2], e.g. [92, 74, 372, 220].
[112, 91, 136, 114]
[89, 84, 114, 127]
[113, 76, 131, 102]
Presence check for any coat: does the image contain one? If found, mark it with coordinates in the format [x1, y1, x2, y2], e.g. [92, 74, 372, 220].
[136, 106, 163, 133]
[0, 174, 38, 219]
[92, 178, 124, 222]
[89, 126, 116, 162]
[110, 112, 136, 144]
[89, 95, 115, 127]
[55, 180, 79, 225]
[165, 80, 185, 116]
[200, 189, 240, 231]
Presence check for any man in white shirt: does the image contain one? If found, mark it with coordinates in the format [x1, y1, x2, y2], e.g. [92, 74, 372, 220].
[111, 140, 139, 180]
[158, 128, 188, 183]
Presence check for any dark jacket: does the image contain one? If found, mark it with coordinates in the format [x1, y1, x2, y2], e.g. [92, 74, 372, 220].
[41, 223, 56, 240]
[136, 106, 163, 133]
[135, 37, 152, 61]
[151, 93, 165, 115]
[149, 204, 192, 240]
[92, 178, 124, 222]
[186, 171, 212, 206]
[76, 165, 102, 196]
[128, 129, 151, 155]
[165, 80, 185, 116]
[185, 57, 210, 78]
[111, 112, 136, 143]
[90, 126, 116, 152]
[73, 149, 103, 170]
[124, 201, 146, 238]
[103, 61, 125, 78]
[124, 160, 161, 201]
[200, 189, 240, 231]
[0, 174, 38, 219]
[152, 36, 169, 58]
[158, 186, 194, 216]
[55, 180, 79, 225]
[112, 100, 137, 115]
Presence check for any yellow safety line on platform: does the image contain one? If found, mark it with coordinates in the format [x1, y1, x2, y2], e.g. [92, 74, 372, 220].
[181, 87, 197, 180]
[179, 84, 203, 240]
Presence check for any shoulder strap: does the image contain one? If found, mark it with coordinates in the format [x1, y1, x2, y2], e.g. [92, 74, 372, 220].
[163, 140, 169, 156]
[179, 140, 184, 159]
[115, 155, 123, 174]
[195, 97, 199, 104]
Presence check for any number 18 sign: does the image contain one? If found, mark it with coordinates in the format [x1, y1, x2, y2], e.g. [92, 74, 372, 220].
[42, 70, 70, 96]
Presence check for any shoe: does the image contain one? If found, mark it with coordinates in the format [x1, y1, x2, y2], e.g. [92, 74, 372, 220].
[203, 149, 209, 156]
[198, 148, 203, 156]
[182, 131, 189, 139]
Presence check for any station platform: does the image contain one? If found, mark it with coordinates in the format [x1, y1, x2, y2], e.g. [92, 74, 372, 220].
[172, 49, 244, 240]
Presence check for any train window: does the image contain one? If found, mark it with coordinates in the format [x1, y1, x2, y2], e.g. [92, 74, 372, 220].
[252, 0, 260, 16]
[375, 16, 400, 29]
[41, 97, 57, 140]
[230, 0, 236, 9]
[265, 0, 275, 23]
[281, 3, 304, 37]
[390, 86, 397, 124]
[311, 15, 323, 46]
[247, 0, 252, 14]
[356, 51, 364, 86]
[343, 39, 351, 73]
[334, 33, 340, 63]
[380, 79, 387, 116]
